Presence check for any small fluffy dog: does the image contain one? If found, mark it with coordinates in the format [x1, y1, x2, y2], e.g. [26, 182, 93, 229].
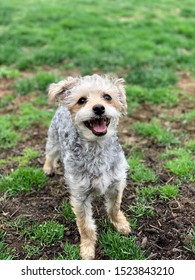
[43, 74, 131, 260]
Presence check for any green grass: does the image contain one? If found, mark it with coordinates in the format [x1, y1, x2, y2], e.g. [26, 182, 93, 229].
[14, 72, 59, 96]
[184, 229, 195, 254]
[23, 244, 40, 258]
[0, 94, 15, 108]
[136, 185, 179, 201]
[60, 200, 76, 221]
[0, 0, 195, 260]
[128, 150, 157, 183]
[181, 109, 195, 123]
[0, 115, 20, 149]
[100, 227, 145, 260]
[162, 148, 195, 181]
[133, 119, 179, 145]
[129, 202, 155, 218]
[126, 85, 179, 112]
[0, 167, 47, 195]
[0, 231, 14, 260]
[1, 0, 195, 76]
[0, 66, 20, 78]
[9, 148, 40, 167]
[56, 241, 80, 260]
[27, 221, 65, 247]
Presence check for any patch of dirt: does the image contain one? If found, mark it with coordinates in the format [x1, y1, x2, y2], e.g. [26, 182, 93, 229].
[177, 72, 195, 96]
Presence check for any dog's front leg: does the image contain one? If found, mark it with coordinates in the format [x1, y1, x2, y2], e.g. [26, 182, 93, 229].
[70, 195, 97, 260]
[105, 187, 131, 235]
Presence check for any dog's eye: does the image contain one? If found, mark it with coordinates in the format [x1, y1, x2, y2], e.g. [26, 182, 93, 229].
[77, 97, 87, 105]
[103, 94, 112, 101]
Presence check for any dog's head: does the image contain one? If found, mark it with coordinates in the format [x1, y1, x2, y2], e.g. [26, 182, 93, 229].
[48, 74, 127, 141]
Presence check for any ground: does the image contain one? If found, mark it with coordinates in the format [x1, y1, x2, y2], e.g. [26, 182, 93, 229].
[0, 0, 194, 260]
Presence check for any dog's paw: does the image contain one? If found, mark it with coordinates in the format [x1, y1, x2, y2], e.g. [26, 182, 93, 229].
[80, 242, 95, 260]
[110, 211, 131, 235]
[43, 164, 55, 176]
[114, 221, 131, 235]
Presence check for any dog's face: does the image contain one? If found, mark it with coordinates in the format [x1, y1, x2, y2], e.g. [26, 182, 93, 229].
[48, 75, 127, 141]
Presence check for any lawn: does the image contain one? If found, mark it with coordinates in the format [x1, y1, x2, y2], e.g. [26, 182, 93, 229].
[0, 0, 194, 260]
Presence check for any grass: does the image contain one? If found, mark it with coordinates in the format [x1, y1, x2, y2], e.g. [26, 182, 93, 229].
[184, 229, 195, 254]
[0, 0, 195, 260]
[136, 185, 180, 201]
[0, 167, 47, 195]
[14, 72, 59, 96]
[181, 109, 195, 123]
[127, 150, 157, 183]
[126, 85, 179, 113]
[0, 231, 14, 260]
[9, 148, 40, 167]
[162, 148, 195, 181]
[56, 241, 80, 260]
[60, 200, 75, 221]
[27, 221, 65, 247]
[100, 227, 145, 260]
[133, 119, 179, 145]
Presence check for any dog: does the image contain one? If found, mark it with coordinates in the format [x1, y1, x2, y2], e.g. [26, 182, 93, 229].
[43, 74, 131, 260]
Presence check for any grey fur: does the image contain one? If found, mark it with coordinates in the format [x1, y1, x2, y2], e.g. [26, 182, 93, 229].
[45, 106, 129, 199]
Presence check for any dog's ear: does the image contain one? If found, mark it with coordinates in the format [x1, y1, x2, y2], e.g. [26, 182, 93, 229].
[114, 78, 127, 114]
[48, 77, 79, 103]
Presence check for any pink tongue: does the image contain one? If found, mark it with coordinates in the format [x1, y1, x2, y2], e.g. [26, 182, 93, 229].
[92, 119, 107, 133]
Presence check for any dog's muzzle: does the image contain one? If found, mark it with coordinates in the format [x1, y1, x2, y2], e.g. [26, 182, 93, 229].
[84, 117, 110, 136]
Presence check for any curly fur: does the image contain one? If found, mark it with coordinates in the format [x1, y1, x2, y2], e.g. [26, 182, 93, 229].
[43, 74, 131, 260]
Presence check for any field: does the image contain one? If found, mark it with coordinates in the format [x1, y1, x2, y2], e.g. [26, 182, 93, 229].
[0, 0, 194, 260]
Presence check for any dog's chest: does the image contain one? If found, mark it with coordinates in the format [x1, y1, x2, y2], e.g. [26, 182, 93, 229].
[64, 139, 125, 194]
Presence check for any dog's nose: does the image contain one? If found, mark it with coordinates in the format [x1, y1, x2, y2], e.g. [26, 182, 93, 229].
[93, 104, 105, 116]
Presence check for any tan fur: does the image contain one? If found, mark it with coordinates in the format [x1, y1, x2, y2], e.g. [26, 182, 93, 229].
[106, 190, 131, 235]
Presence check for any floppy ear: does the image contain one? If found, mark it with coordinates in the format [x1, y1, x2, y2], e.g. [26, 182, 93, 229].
[48, 77, 79, 103]
[114, 78, 127, 114]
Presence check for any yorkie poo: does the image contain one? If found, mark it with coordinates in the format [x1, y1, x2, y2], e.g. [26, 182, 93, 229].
[43, 74, 131, 259]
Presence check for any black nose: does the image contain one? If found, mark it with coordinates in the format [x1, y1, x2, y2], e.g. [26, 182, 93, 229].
[93, 104, 105, 115]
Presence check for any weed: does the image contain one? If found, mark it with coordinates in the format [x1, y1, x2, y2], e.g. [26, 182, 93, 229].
[129, 202, 155, 218]
[126, 85, 179, 113]
[0, 167, 47, 195]
[0, 66, 20, 78]
[186, 140, 195, 152]
[181, 109, 195, 123]
[14, 72, 58, 95]
[159, 185, 179, 200]
[126, 61, 177, 88]
[56, 241, 80, 260]
[13, 103, 53, 129]
[0, 94, 15, 108]
[29, 221, 65, 247]
[0, 115, 19, 149]
[0, 160, 7, 166]
[184, 229, 195, 254]
[99, 228, 145, 260]
[23, 244, 40, 258]
[136, 185, 179, 201]
[60, 200, 75, 221]
[133, 119, 179, 145]
[162, 148, 195, 181]
[0, 231, 14, 260]
[128, 151, 157, 183]
[10, 148, 40, 167]
[8, 148, 39, 167]
[136, 186, 159, 201]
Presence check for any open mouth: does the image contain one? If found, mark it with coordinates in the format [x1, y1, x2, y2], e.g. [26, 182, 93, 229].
[84, 117, 110, 136]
